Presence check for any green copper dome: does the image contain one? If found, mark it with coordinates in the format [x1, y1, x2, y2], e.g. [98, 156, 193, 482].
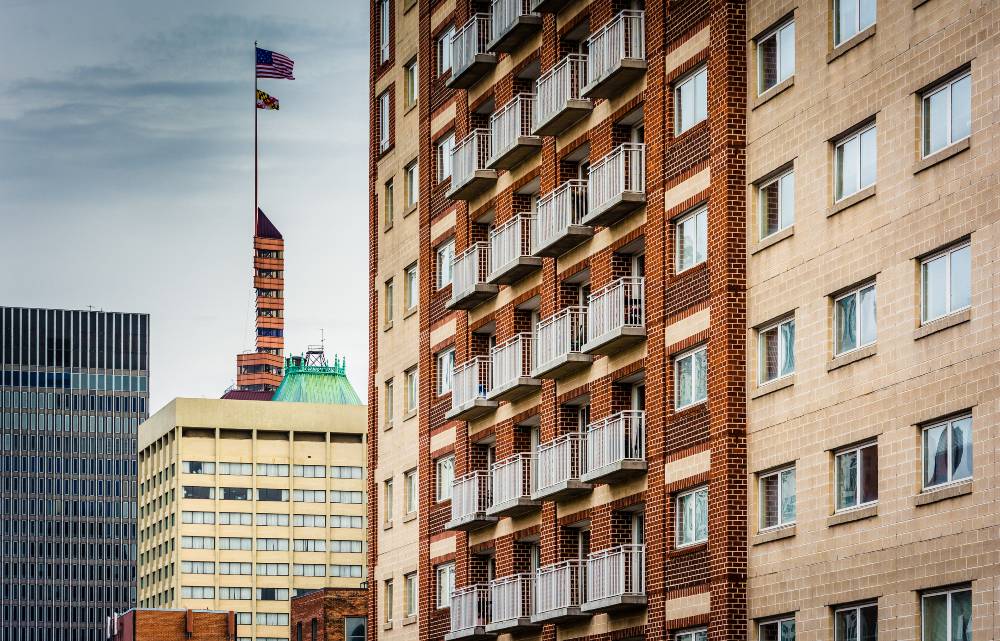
[272, 352, 363, 405]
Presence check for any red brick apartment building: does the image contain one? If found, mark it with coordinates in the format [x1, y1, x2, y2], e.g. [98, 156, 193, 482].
[107, 609, 237, 641]
[291, 588, 369, 641]
[368, 3, 1000, 641]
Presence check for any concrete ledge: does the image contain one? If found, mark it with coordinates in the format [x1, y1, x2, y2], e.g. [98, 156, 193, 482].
[913, 138, 970, 174]
[827, 344, 877, 372]
[914, 309, 971, 341]
[402, 616, 417, 626]
[913, 0, 933, 8]
[402, 511, 417, 523]
[827, 504, 877, 527]
[827, 24, 876, 64]
[751, 225, 794, 255]
[828, 185, 876, 218]
[914, 480, 973, 507]
[752, 76, 795, 110]
[751, 375, 795, 400]
[752, 525, 795, 545]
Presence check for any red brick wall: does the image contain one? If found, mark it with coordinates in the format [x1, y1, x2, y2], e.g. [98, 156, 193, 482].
[291, 588, 368, 641]
[117, 610, 235, 641]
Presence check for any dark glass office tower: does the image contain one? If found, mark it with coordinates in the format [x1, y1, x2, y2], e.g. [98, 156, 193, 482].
[0, 308, 149, 641]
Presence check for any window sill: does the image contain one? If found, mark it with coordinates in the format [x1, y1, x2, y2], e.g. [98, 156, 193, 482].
[828, 185, 876, 218]
[383, 622, 394, 631]
[403, 410, 417, 422]
[402, 511, 417, 523]
[827, 24, 877, 64]
[668, 541, 708, 558]
[914, 479, 972, 507]
[827, 504, 877, 527]
[404, 101, 418, 116]
[751, 226, 794, 255]
[383, 520, 393, 531]
[827, 344, 877, 372]
[404, 0, 417, 12]
[383, 421, 394, 432]
[403, 203, 418, 218]
[383, 321, 393, 333]
[402, 615, 417, 626]
[914, 308, 971, 341]
[753, 525, 796, 545]
[404, 306, 418, 320]
[913, 138, 970, 174]
[913, 0, 932, 8]
[378, 144, 395, 160]
[752, 76, 795, 110]
[751, 375, 795, 399]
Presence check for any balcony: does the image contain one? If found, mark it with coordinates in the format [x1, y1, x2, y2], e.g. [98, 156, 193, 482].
[531, 560, 589, 624]
[449, 130, 498, 201]
[446, 357, 498, 421]
[487, 574, 538, 633]
[529, 0, 572, 12]
[582, 277, 645, 355]
[488, 0, 542, 53]
[531, 180, 593, 257]
[533, 55, 593, 136]
[582, 544, 646, 612]
[488, 94, 542, 170]
[448, 14, 498, 90]
[581, 410, 646, 483]
[531, 307, 593, 379]
[488, 214, 542, 285]
[581, 11, 646, 99]
[445, 471, 498, 532]
[447, 243, 500, 310]
[487, 453, 539, 517]
[446, 585, 495, 641]
[532, 432, 592, 500]
[487, 333, 540, 402]
[583, 143, 646, 227]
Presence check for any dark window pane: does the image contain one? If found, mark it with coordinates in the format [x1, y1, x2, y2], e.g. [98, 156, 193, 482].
[861, 445, 878, 503]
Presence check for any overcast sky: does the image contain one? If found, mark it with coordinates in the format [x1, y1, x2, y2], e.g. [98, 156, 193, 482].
[0, 1, 370, 413]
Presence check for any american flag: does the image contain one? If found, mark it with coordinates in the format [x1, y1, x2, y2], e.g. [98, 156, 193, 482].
[256, 47, 295, 80]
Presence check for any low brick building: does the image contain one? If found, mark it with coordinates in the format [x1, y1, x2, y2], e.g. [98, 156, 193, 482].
[107, 609, 237, 641]
[291, 588, 368, 641]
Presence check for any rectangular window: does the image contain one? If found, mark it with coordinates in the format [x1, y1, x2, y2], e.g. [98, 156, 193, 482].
[378, 91, 391, 154]
[181, 561, 215, 574]
[293, 489, 326, 503]
[923, 73, 971, 157]
[257, 563, 290, 576]
[294, 514, 327, 528]
[182, 461, 215, 474]
[834, 0, 875, 46]
[384, 279, 394, 325]
[834, 283, 876, 355]
[923, 414, 972, 489]
[675, 65, 708, 134]
[436, 563, 455, 609]
[405, 161, 419, 208]
[183, 486, 213, 500]
[256, 487, 289, 502]
[256, 588, 290, 601]
[437, 27, 455, 75]
[405, 264, 418, 310]
[759, 169, 794, 239]
[921, 242, 971, 324]
[221, 487, 249, 501]
[835, 124, 876, 201]
[676, 205, 707, 272]
[404, 469, 418, 514]
[294, 564, 326, 577]
[219, 462, 252, 475]
[346, 617, 367, 641]
[379, 0, 390, 63]
[384, 579, 394, 622]
[330, 564, 364, 577]
[759, 466, 796, 530]
[294, 539, 326, 552]
[181, 511, 215, 525]
[330, 539, 364, 553]
[257, 463, 289, 477]
[218, 537, 252, 551]
[256, 513, 289, 527]
[181, 586, 215, 599]
[293, 465, 326, 478]
[330, 515, 364, 528]
[759, 617, 796, 641]
[437, 133, 455, 182]
[758, 317, 795, 384]
[437, 239, 455, 289]
[384, 478, 394, 523]
[384, 378, 395, 426]
[835, 442, 878, 511]
[404, 59, 418, 108]
[758, 21, 795, 94]
[330, 490, 364, 504]
[330, 466, 364, 479]
[835, 603, 877, 641]
[675, 346, 708, 410]
[436, 348, 455, 395]
[405, 572, 418, 617]
[384, 179, 395, 227]
[405, 367, 418, 413]
[436, 455, 454, 502]
[219, 562, 252, 576]
[219, 512, 251, 525]
[922, 588, 971, 641]
[676, 486, 708, 547]
[676, 629, 707, 641]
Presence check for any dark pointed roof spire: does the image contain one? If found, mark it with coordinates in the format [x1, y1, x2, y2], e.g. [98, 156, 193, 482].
[256, 207, 283, 239]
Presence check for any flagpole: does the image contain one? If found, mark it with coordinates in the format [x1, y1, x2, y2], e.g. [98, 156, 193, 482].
[254, 40, 258, 227]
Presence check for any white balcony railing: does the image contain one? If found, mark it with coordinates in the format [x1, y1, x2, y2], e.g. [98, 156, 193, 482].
[535, 306, 588, 373]
[585, 410, 645, 474]
[490, 333, 534, 392]
[452, 242, 491, 300]
[491, 0, 536, 43]
[452, 14, 492, 76]
[534, 54, 589, 129]
[585, 10, 645, 91]
[451, 471, 492, 523]
[452, 129, 493, 191]
[489, 213, 533, 280]
[589, 143, 645, 214]
[535, 432, 587, 495]
[532, 180, 589, 254]
[492, 453, 534, 509]
[586, 544, 645, 603]
[490, 574, 534, 626]
[490, 94, 536, 164]
[535, 560, 586, 616]
[587, 277, 645, 344]
[451, 584, 491, 634]
[452, 356, 492, 412]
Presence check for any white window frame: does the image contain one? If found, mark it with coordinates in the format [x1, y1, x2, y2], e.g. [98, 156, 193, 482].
[436, 239, 455, 289]
[674, 345, 708, 410]
[921, 587, 972, 641]
[404, 59, 418, 108]
[436, 563, 455, 609]
[379, 0, 391, 63]
[759, 617, 796, 641]
[758, 465, 796, 531]
[384, 378, 395, 427]
[920, 242, 971, 324]
[675, 485, 708, 548]
[758, 169, 795, 240]
[404, 263, 418, 310]
[404, 572, 418, 617]
[758, 316, 795, 385]
[674, 65, 708, 135]
[384, 478, 394, 524]
[834, 601, 877, 641]
[435, 455, 454, 502]
[436, 348, 455, 396]
[384, 279, 394, 325]
[405, 161, 419, 208]
[922, 72, 972, 158]
[405, 367, 418, 413]
[437, 26, 456, 76]
[757, 20, 795, 95]
[384, 179, 395, 227]
[384, 579, 394, 622]
[833, 282, 877, 356]
[676, 629, 708, 641]
[404, 468, 418, 514]
[834, 441, 878, 512]
[437, 132, 455, 182]
[922, 414, 973, 490]
[833, 0, 875, 47]
[378, 91, 391, 154]
[675, 205, 707, 273]
[834, 123, 877, 202]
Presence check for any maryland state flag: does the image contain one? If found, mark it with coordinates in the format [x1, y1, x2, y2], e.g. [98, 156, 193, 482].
[256, 89, 279, 110]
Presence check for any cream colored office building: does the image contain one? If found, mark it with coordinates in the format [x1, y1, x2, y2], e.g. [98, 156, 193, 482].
[137, 397, 366, 641]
